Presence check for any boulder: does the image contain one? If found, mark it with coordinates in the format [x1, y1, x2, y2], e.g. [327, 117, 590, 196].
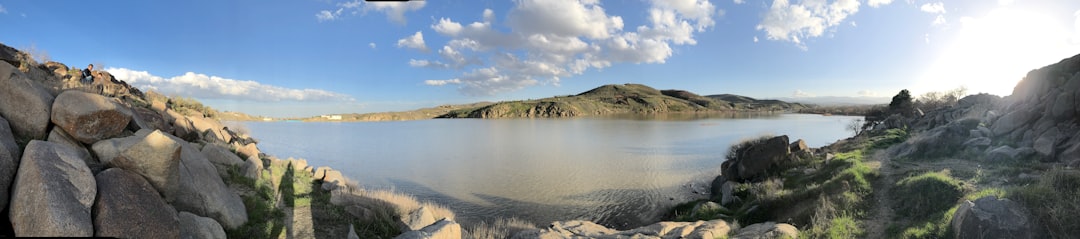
[1033, 128, 1063, 159]
[165, 109, 199, 142]
[201, 143, 245, 177]
[10, 140, 95, 236]
[0, 61, 55, 140]
[987, 146, 1019, 162]
[242, 155, 263, 180]
[129, 106, 174, 133]
[179, 211, 227, 239]
[722, 135, 790, 182]
[0, 117, 18, 210]
[289, 158, 308, 171]
[515, 219, 731, 239]
[394, 218, 462, 239]
[234, 142, 260, 159]
[106, 130, 182, 202]
[951, 196, 1035, 239]
[50, 90, 131, 144]
[322, 169, 347, 191]
[188, 116, 231, 143]
[406, 206, 438, 231]
[992, 109, 1037, 137]
[963, 137, 992, 153]
[169, 134, 248, 229]
[93, 168, 181, 238]
[731, 222, 799, 239]
[789, 139, 812, 160]
[314, 166, 331, 180]
[721, 180, 738, 206]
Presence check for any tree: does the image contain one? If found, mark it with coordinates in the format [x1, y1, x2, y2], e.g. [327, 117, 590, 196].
[889, 89, 914, 117]
[847, 118, 866, 136]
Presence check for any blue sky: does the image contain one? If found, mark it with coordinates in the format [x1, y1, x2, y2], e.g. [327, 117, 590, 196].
[2, 0, 1079, 117]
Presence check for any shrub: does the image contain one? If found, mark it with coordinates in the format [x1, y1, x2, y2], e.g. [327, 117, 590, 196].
[1010, 169, 1080, 238]
[465, 217, 538, 239]
[893, 171, 965, 220]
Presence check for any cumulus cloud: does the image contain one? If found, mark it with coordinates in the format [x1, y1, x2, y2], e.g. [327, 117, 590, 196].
[867, 0, 893, 8]
[756, 0, 861, 47]
[920, 2, 946, 14]
[396, 31, 428, 52]
[106, 68, 355, 102]
[315, 0, 425, 24]
[418, 0, 719, 95]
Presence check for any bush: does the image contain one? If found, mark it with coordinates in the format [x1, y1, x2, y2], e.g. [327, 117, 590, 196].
[915, 86, 967, 111]
[893, 171, 965, 220]
[1010, 169, 1080, 238]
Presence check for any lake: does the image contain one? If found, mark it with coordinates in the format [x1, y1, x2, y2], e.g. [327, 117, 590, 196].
[239, 113, 862, 229]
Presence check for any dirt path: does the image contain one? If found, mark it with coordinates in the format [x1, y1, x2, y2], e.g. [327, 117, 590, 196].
[864, 150, 896, 239]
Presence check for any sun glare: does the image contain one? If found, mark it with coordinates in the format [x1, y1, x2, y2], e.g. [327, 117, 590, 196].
[918, 7, 1080, 97]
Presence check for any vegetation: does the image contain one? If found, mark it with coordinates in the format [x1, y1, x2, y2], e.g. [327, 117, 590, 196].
[892, 171, 966, 220]
[915, 86, 968, 111]
[465, 217, 539, 239]
[1010, 169, 1080, 238]
[169, 96, 219, 118]
[889, 89, 914, 117]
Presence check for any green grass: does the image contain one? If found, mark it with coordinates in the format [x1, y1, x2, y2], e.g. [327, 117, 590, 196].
[893, 171, 965, 220]
[1009, 169, 1080, 238]
[223, 166, 287, 238]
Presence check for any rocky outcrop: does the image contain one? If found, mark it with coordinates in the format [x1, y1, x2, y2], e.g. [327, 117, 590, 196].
[130, 106, 174, 133]
[50, 91, 132, 144]
[731, 222, 799, 239]
[92, 168, 181, 238]
[179, 211, 227, 239]
[10, 140, 96, 237]
[951, 196, 1035, 239]
[242, 155, 263, 180]
[0, 61, 55, 140]
[201, 143, 244, 177]
[721, 135, 791, 182]
[189, 115, 232, 143]
[986, 53, 1080, 164]
[171, 134, 249, 229]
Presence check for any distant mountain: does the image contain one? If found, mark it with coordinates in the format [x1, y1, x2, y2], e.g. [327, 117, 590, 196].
[438, 84, 807, 119]
[774, 96, 891, 106]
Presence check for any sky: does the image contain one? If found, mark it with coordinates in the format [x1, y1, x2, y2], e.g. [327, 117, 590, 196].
[2, 0, 1079, 117]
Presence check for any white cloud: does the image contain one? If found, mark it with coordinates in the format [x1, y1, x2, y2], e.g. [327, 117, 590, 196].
[396, 31, 428, 52]
[753, 36, 759, 42]
[315, 0, 425, 24]
[867, 0, 893, 8]
[998, 0, 1014, 6]
[0, 4, 7, 14]
[369, 42, 376, 49]
[415, 0, 719, 96]
[734, 0, 745, 4]
[106, 68, 355, 102]
[756, 0, 861, 47]
[920, 2, 945, 14]
[932, 15, 947, 26]
[792, 90, 814, 98]
[857, 90, 878, 97]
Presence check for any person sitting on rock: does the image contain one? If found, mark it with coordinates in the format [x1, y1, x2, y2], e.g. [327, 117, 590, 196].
[81, 64, 94, 83]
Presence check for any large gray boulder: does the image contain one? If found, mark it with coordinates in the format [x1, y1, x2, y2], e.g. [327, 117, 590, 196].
[241, 155, 263, 180]
[951, 196, 1035, 239]
[722, 135, 790, 182]
[991, 109, 1037, 137]
[164, 109, 199, 142]
[0, 117, 19, 210]
[179, 211, 227, 239]
[105, 130, 182, 202]
[394, 218, 463, 239]
[987, 146, 1020, 162]
[188, 115, 231, 143]
[201, 143, 244, 177]
[93, 168, 181, 238]
[129, 106, 174, 133]
[10, 140, 95, 237]
[0, 61, 55, 140]
[169, 134, 249, 229]
[51, 90, 132, 144]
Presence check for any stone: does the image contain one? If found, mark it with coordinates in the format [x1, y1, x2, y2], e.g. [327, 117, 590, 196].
[731, 222, 799, 239]
[93, 168, 181, 238]
[1033, 128, 1063, 159]
[963, 137, 992, 148]
[952, 196, 1034, 239]
[179, 211, 227, 239]
[722, 135, 790, 182]
[394, 218, 462, 239]
[47, 127, 92, 159]
[721, 181, 738, 206]
[169, 135, 248, 229]
[10, 140, 95, 237]
[201, 143, 244, 177]
[314, 166, 331, 180]
[348, 225, 360, 239]
[50, 90, 131, 144]
[0, 117, 18, 211]
[322, 169, 347, 191]
[242, 155, 263, 180]
[406, 206, 438, 231]
[129, 106, 174, 133]
[0, 61, 55, 140]
[235, 142, 260, 159]
[515, 219, 731, 239]
[992, 109, 1037, 137]
[987, 146, 1019, 162]
[290, 158, 308, 171]
[165, 109, 199, 142]
[107, 130, 182, 202]
[188, 116, 231, 143]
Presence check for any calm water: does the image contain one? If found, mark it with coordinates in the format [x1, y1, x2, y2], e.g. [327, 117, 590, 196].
[240, 113, 861, 229]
